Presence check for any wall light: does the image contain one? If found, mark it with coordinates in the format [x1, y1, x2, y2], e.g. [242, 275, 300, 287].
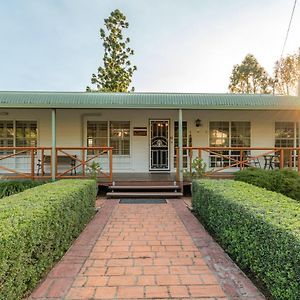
[195, 118, 202, 127]
[0, 112, 9, 116]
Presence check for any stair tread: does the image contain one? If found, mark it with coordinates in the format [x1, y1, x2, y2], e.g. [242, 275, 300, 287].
[107, 192, 183, 197]
[108, 185, 180, 190]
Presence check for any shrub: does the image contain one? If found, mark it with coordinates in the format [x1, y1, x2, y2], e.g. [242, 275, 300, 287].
[0, 179, 96, 300]
[0, 180, 45, 199]
[184, 158, 207, 180]
[235, 168, 300, 202]
[192, 179, 300, 300]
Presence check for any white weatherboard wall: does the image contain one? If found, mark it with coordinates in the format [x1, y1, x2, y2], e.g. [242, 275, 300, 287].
[1, 108, 300, 173]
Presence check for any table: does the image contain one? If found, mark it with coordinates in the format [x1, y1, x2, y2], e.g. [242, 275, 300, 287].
[263, 155, 275, 169]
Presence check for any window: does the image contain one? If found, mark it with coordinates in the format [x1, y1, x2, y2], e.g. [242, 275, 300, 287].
[209, 121, 251, 168]
[0, 120, 37, 154]
[275, 122, 299, 147]
[87, 121, 108, 147]
[16, 121, 38, 147]
[174, 121, 188, 168]
[231, 122, 251, 147]
[87, 121, 130, 155]
[209, 122, 229, 147]
[110, 121, 130, 155]
[275, 122, 299, 167]
[0, 121, 14, 148]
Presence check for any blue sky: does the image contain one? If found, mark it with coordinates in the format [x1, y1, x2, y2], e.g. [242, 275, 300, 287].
[0, 0, 299, 92]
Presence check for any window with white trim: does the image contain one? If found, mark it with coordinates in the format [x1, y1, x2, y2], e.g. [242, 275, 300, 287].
[87, 121, 108, 147]
[275, 122, 299, 167]
[0, 121, 14, 148]
[110, 121, 130, 155]
[87, 121, 130, 155]
[174, 121, 188, 168]
[0, 120, 37, 154]
[275, 122, 299, 147]
[209, 121, 251, 167]
[15, 121, 38, 147]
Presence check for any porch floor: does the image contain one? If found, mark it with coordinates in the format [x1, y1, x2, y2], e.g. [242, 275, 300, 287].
[99, 172, 234, 186]
[101, 172, 177, 185]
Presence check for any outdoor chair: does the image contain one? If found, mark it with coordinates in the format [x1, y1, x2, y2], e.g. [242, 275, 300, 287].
[245, 154, 261, 168]
[37, 155, 77, 176]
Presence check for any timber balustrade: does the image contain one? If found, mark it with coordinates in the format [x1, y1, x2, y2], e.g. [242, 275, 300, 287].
[0, 146, 113, 181]
[176, 147, 300, 181]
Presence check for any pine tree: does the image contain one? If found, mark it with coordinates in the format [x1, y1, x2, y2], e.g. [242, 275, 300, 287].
[87, 9, 137, 92]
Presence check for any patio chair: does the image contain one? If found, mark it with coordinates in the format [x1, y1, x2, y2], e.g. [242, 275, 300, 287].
[245, 154, 261, 168]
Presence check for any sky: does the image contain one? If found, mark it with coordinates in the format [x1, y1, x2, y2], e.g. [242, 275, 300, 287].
[0, 0, 299, 93]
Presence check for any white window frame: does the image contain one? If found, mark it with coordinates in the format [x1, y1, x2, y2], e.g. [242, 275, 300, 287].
[208, 121, 251, 147]
[0, 119, 39, 151]
[275, 122, 299, 148]
[85, 119, 131, 156]
[208, 121, 251, 168]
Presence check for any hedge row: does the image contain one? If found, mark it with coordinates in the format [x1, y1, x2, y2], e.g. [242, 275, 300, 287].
[235, 168, 300, 202]
[192, 179, 300, 300]
[0, 179, 97, 300]
[0, 180, 45, 199]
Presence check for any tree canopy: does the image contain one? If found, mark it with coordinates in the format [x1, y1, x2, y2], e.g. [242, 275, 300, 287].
[86, 9, 137, 92]
[273, 50, 300, 96]
[229, 54, 272, 94]
[229, 50, 300, 95]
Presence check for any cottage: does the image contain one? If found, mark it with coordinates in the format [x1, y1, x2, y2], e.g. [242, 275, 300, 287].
[1, 91, 300, 194]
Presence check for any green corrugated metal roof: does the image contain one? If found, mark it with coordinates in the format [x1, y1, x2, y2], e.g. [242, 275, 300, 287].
[0, 91, 299, 110]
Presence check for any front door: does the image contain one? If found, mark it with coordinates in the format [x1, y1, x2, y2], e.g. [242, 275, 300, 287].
[149, 120, 170, 171]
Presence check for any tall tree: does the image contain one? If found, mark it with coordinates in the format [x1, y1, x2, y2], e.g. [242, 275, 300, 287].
[229, 54, 272, 94]
[86, 9, 137, 92]
[273, 49, 300, 96]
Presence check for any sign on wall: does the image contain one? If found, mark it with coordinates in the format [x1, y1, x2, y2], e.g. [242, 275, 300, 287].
[133, 127, 147, 136]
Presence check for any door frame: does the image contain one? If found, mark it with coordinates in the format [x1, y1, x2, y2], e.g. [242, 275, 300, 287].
[149, 119, 170, 172]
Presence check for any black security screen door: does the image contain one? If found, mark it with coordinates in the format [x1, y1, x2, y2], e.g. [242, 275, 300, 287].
[150, 120, 169, 171]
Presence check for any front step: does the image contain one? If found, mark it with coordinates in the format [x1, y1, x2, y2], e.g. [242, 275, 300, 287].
[107, 182, 182, 198]
[106, 192, 183, 198]
[109, 185, 180, 190]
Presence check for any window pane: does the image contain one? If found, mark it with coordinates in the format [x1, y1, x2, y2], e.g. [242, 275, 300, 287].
[231, 122, 251, 147]
[0, 121, 14, 138]
[209, 122, 229, 147]
[174, 121, 188, 168]
[16, 121, 37, 147]
[275, 122, 298, 147]
[110, 121, 130, 155]
[0, 121, 14, 154]
[209, 121, 250, 168]
[87, 121, 108, 147]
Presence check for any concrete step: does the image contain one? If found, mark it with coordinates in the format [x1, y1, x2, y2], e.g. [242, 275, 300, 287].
[106, 192, 183, 198]
[108, 185, 180, 190]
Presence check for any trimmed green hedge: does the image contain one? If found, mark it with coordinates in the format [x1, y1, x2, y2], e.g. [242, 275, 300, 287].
[192, 179, 300, 300]
[235, 168, 300, 202]
[0, 180, 45, 199]
[0, 179, 96, 300]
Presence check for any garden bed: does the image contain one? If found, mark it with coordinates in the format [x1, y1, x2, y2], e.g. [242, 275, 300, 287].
[0, 179, 96, 300]
[192, 179, 300, 300]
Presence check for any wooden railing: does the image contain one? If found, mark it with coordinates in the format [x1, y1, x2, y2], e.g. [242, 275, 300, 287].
[0, 146, 113, 181]
[176, 147, 300, 181]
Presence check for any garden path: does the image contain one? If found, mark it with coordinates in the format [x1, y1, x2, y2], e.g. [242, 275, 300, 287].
[28, 199, 264, 300]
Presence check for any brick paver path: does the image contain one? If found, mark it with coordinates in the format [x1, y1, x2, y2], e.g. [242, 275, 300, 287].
[29, 200, 264, 299]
